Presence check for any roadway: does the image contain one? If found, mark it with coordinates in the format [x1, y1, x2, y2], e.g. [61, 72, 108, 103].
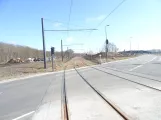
[104, 55, 161, 77]
[0, 54, 161, 120]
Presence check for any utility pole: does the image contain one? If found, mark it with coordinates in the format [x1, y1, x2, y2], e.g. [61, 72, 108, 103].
[61, 40, 63, 62]
[41, 17, 97, 64]
[51, 47, 55, 71]
[106, 40, 108, 61]
[105, 25, 109, 62]
[41, 18, 46, 69]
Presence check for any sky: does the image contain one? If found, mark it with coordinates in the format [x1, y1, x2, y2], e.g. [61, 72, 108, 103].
[0, 0, 161, 53]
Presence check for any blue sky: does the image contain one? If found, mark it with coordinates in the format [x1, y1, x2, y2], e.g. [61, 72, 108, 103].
[0, 0, 161, 52]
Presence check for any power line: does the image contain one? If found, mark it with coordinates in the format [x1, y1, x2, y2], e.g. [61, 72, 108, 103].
[43, 18, 85, 28]
[96, 0, 126, 28]
[88, 0, 126, 36]
[43, 18, 97, 35]
[63, 43, 84, 46]
[44, 29, 97, 32]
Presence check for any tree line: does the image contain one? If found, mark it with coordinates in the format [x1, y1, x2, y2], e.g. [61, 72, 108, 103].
[0, 42, 52, 63]
[0, 41, 118, 63]
[0, 42, 75, 63]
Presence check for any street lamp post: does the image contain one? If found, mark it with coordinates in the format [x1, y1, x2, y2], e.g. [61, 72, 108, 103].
[105, 25, 109, 62]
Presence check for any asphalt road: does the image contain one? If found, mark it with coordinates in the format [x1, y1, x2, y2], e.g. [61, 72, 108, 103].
[0, 74, 54, 120]
[0, 54, 161, 120]
[104, 55, 161, 77]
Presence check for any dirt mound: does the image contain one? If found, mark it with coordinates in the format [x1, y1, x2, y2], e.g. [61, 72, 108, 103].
[8, 58, 24, 64]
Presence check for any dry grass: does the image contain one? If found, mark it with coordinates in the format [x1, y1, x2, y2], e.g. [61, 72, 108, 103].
[0, 56, 135, 81]
[0, 58, 96, 81]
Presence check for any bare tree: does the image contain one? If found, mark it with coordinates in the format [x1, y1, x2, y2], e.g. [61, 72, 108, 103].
[64, 49, 74, 59]
[0, 42, 51, 63]
[103, 42, 118, 53]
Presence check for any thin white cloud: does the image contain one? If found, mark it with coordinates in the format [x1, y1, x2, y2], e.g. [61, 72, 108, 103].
[53, 22, 63, 27]
[66, 37, 74, 43]
[86, 15, 106, 22]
